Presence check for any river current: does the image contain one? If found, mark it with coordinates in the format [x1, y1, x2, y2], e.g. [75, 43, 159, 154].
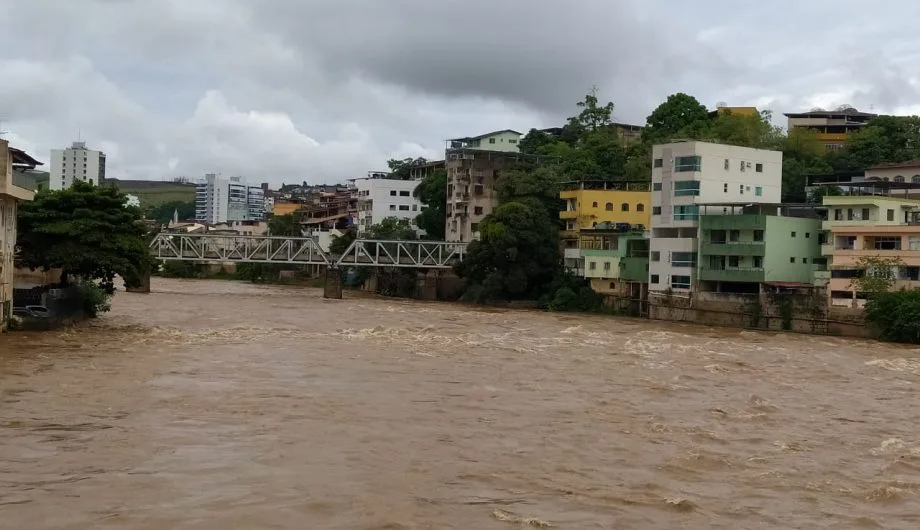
[2, 278, 919, 529]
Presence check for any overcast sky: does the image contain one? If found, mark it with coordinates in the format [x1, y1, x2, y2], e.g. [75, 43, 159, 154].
[1, 0, 918, 186]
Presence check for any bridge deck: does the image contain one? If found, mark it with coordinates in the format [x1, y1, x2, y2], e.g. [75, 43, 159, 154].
[150, 233, 467, 269]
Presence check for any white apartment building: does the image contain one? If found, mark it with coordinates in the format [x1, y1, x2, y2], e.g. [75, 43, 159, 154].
[49, 141, 106, 190]
[350, 175, 424, 235]
[195, 174, 265, 224]
[649, 141, 782, 293]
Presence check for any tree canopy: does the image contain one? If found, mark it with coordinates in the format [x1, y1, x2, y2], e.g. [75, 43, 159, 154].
[146, 200, 195, 224]
[413, 169, 447, 239]
[17, 181, 152, 292]
[386, 157, 428, 180]
[268, 214, 299, 236]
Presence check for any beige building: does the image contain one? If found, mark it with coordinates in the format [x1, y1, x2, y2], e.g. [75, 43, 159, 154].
[445, 130, 524, 242]
[1, 140, 38, 331]
[864, 159, 920, 183]
[783, 107, 877, 151]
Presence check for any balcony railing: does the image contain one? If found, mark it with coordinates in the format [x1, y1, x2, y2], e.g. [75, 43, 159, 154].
[699, 241, 765, 256]
[698, 267, 765, 283]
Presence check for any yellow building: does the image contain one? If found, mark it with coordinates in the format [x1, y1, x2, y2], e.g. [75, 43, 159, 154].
[1, 140, 38, 332]
[711, 105, 759, 117]
[272, 201, 302, 216]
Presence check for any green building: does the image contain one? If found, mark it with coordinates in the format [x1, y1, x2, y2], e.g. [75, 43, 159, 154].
[580, 224, 649, 295]
[696, 205, 825, 293]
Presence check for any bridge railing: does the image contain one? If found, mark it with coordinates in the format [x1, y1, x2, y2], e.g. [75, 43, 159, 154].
[150, 232, 467, 269]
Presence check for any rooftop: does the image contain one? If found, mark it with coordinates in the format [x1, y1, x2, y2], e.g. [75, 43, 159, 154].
[869, 159, 920, 170]
[9, 147, 43, 168]
[447, 129, 522, 142]
[784, 108, 877, 119]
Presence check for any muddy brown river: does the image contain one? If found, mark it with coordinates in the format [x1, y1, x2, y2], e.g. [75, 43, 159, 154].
[2, 278, 920, 529]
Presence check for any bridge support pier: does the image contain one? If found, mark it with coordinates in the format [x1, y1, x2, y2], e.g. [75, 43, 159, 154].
[323, 268, 343, 300]
[126, 271, 151, 293]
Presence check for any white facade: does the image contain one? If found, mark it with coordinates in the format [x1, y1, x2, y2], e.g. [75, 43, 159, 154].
[50, 142, 106, 190]
[351, 177, 424, 235]
[649, 141, 782, 293]
[195, 174, 265, 224]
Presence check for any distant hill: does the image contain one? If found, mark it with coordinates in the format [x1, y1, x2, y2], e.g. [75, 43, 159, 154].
[105, 178, 196, 207]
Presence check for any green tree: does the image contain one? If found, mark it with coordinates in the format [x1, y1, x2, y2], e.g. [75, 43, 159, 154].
[495, 167, 564, 219]
[366, 217, 418, 240]
[268, 214, 299, 236]
[829, 115, 920, 173]
[849, 255, 904, 297]
[146, 200, 195, 224]
[413, 169, 447, 239]
[706, 110, 782, 148]
[643, 93, 710, 143]
[328, 227, 357, 255]
[807, 185, 844, 203]
[864, 290, 920, 343]
[568, 87, 614, 132]
[518, 128, 559, 155]
[17, 181, 151, 292]
[386, 157, 427, 180]
[455, 201, 559, 301]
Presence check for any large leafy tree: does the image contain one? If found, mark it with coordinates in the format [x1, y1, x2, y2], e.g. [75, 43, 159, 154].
[268, 214, 299, 236]
[643, 92, 710, 143]
[386, 157, 428, 180]
[413, 169, 447, 239]
[455, 201, 559, 301]
[17, 181, 151, 292]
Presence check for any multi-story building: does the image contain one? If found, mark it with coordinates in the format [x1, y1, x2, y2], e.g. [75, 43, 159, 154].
[49, 141, 106, 190]
[445, 129, 524, 242]
[580, 225, 650, 297]
[696, 204, 825, 294]
[821, 195, 920, 306]
[558, 180, 651, 274]
[649, 141, 782, 293]
[864, 159, 920, 184]
[1, 140, 38, 331]
[195, 173, 265, 224]
[350, 173, 424, 235]
[408, 159, 445, 180]
[784, 107, 877, 152]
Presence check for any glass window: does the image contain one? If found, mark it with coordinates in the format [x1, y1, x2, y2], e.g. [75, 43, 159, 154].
[589, 262, 596, 270]
[398, 205, 410, 211]
[728, 256, 740, 268]
[651, 251, 661, 262]
[671, 275, 692, 289]
[755, 163, 763, 173]
[862, 208, 870, 220]
[653, 158, 663, 168]
[621, 203, 630, 212]
[389, 205, 396, 210]
[729, 230, 740, 242]
[604, 262, 611, 271]
[673, 180, 700, 196]
[755, 186, 762, 197]
[673, 205, 699, 221]
[711, 230, 727, 243]
[674, 155, 701, 172]
[791, 231, 796, 238]
[671, 252, 697, 267]
[753, 230, 764, 242]
[888, 209, 895, 221]
[488, 138, 496, 144]
[723, 183, 728, 193]
[652, 206, 662, 215]
[605, 202, 613, 211]
[651, 274, 660, 284]
[802, 258, 808, 264]
[637, 203, 645, 212]
[653, 182, 662, 191]
[789, 257, 795, 263]
[753, 256, 763, 268]
[390, 190, 397, 196]
[724, 159, 730, 170]
[592, 201, 598, 207]
[399, 190, 410, 197]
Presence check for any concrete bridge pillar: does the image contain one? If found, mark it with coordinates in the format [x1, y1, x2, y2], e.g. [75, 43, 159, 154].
[323, 267, 343, 299]
[126, 271, 151, 293]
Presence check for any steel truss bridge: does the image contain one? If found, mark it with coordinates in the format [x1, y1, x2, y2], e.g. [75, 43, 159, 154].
[149, 232, 467, 269]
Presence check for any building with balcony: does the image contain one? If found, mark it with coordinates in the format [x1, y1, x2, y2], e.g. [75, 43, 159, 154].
[195, 174, 265, 224]
[408, 159, 446, 180]
[49, 141, 106, 190]
[864, 159, 920, 184]
[579, 224, 650, 296]
[695, 204, 825, 294]
[445, 129, 524, 242]
[1, 140, 39, 332]
[784, 107, 877, 152]
[649, 141, 782, 293]
[822, 195, 920, 306]
[349, 174, 424, 236]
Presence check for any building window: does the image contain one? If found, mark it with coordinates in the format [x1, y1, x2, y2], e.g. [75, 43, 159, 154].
[488, 138, 496, 144]
[671, 252, 697, 267]
[651, 274, 660, 284]
[389, 205, 396, 210]
[474, 206, 483, 215]
[673, 181, 700, 196]
[862, 208, 870, 220]
[652, 206, 662, 215]
[471, 223, 479, 232]
[604, 262, 611, 271]
[740, 161, 746, 172]
[390, 190, 397, 196]
[621, 203, 630, 212]
[637, 203, 645, 212]
[412, 204, 418, 211]
[653, 158, 663, 168]
[753, 256, 763, 268]
[895, 175, 905, 183]
[671, 275, 692, 289]
[755, 186, 762, 197]
[592, 201, 598, 207]
[805, 232, 810, 238]
[651, 251, 660, 262]
[589, 262, 597, 270]
[791, 231, 796, 238]
[755, 163, 763, 173]
[802, 258, 808, 264]
[847, 208, 854, 220]
[399, 190, 410, 197]
[675, 155, 701, 172]
[913, 175, 920, 184]
[724, 183, 728, 193]
[605, 202, 613, 211]
[888, 209, 895, 221]
[724, 159, 730, 170]
[789, 257, 795, 263]
[508, 139, 517, 144]
[673, 205, 699, 221]
[873, 237, 901, 250]
[727, 230, 739, 242]
[653, 182, 662, 191]
[739, 184, 744, 194]
[728, 256, 740, 268]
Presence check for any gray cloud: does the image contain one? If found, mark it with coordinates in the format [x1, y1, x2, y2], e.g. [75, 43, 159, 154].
[0, 0, 916, 184]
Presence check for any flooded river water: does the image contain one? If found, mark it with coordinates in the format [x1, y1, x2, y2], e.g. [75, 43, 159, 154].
[2, 278, 920, 529]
